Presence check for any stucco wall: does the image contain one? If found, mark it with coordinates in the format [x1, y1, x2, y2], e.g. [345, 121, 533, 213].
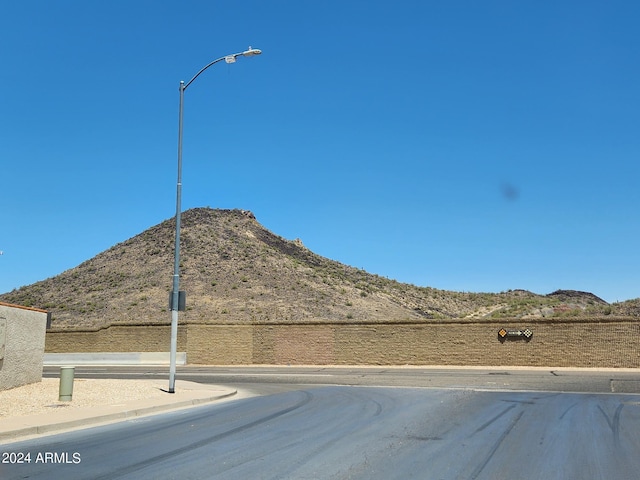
[45, 317, 640, 368]
[0, 302, 48, 391]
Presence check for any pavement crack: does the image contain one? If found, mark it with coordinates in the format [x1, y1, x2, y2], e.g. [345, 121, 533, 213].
[598, 403, 624, 448]
[559, 401, 578, 420]
[92, 390, 314, 480]
[470, 409, 525, 480]
[473, 404, 516, 434]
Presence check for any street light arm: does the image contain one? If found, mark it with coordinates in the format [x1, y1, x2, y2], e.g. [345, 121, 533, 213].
[168, 45, 261, 394]
[183, 47, 262, 90]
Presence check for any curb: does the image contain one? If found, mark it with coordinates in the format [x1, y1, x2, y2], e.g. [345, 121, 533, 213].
[0, 389, 237, 443]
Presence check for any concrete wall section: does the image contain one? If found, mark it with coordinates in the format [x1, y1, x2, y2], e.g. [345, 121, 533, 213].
[187, 325, 253, 364]
[0, 302, 48, 391]
[333, 321, 640, 367]
[44, 318, 640, 368]
[45, 323, 187, 353]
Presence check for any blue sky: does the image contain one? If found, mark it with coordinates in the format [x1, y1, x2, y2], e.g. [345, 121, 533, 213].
[1, 1, 639, 303]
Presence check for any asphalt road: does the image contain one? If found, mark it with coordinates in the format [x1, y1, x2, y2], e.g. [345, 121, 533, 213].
[3, 384, 640, 479]
[43, 365, 640, 394]
[2, 367, 638, 479]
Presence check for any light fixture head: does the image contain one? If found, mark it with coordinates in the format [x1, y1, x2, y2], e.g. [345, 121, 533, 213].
[242, 46, 262, 57]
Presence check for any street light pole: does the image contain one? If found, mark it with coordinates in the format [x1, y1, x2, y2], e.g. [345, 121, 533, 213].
[168, 47, 262, 393]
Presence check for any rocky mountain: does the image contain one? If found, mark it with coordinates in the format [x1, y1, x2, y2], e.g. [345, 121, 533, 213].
[0, 208, 633, 328]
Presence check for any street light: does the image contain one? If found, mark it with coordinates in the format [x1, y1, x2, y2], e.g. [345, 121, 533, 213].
[168, 46, 262, 393]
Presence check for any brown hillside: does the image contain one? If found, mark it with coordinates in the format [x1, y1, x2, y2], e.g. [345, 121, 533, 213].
[0, 208, 634, 328]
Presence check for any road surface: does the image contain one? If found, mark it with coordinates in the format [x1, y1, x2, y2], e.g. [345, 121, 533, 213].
[4, 367, 640, 479]
[43, 365, 640, 394]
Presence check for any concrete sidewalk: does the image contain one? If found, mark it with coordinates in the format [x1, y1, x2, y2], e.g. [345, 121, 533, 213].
[0, 380, 237, 444]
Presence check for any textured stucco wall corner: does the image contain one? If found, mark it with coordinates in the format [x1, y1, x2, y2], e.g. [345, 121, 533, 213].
[0, 303, 48, 391]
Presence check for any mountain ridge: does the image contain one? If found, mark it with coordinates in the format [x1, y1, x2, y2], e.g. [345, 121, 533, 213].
[1, 208, 635, 328]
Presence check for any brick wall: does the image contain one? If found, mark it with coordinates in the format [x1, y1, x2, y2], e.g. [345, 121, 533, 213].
[45, 318, 640, 368]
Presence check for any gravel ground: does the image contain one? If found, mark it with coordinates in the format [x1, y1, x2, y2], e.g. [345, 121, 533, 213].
[0, 378, 167, 419]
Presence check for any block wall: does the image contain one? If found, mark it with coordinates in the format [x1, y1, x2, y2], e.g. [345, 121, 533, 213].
[44, 318, 640, 368]
[45, 323, 187, 353]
